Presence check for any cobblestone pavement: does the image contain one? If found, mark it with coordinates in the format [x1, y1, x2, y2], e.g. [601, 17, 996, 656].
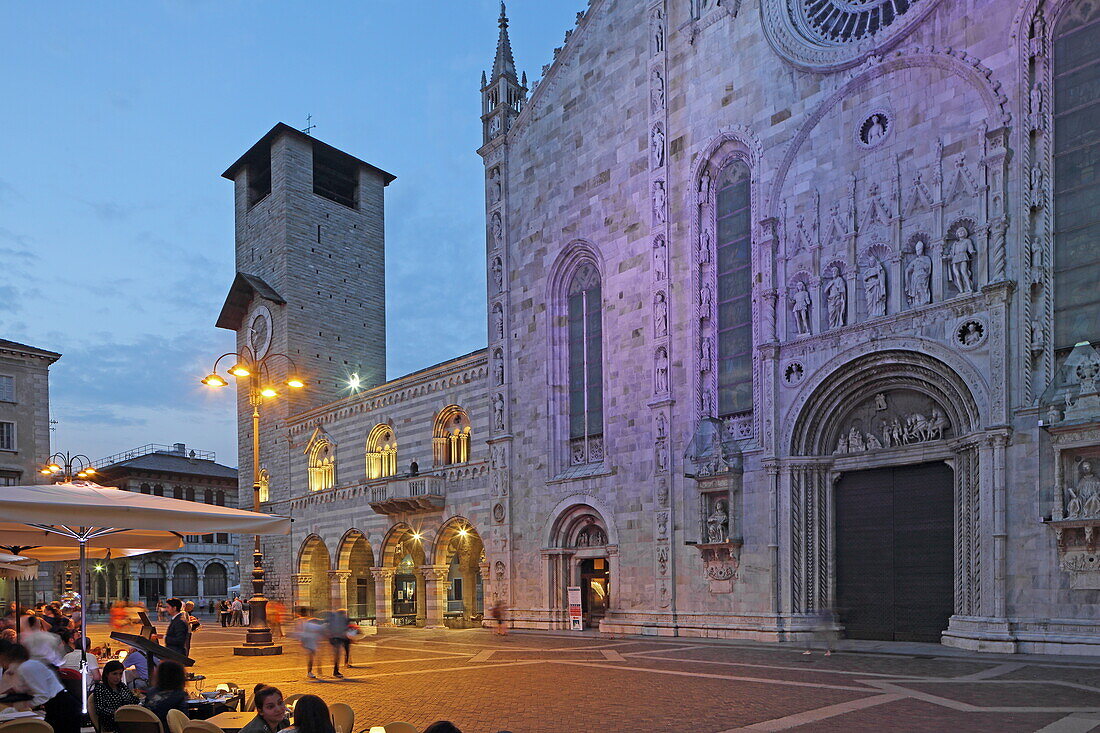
[88, 623, 1100, 732]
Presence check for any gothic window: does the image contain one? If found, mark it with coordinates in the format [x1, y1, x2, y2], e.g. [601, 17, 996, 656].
[433, 406, 471, 466]
[799, 0, 919, 43]
[365, 425, 397, 480]
[1053, 2, 1100, 350]
[568, 263, 604, 463]
[715, 160, 753, 416]
[204, 563, 227, 597]
[309, 440, 337, 491]
[172, 562, 198, 597]
[258, 468, 270, 503]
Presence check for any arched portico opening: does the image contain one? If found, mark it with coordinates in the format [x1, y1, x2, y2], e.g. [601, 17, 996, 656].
[432, 517, 486, 628]
[785, 348, 989, 644]
[546, 502, 614, 629]
[336, 530, 375, 621]
[381, 524, 426, 626]
[297, 535, 332, 612]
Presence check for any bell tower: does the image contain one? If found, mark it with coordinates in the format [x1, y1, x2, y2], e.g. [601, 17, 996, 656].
[216, 122, 395, 510]
[481, 2, 527, 145]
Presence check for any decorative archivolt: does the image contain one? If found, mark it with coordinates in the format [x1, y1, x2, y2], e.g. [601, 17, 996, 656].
[366, 423, 398, 479]
[305, 428, 336, 492]
[433, 405, 472, 466]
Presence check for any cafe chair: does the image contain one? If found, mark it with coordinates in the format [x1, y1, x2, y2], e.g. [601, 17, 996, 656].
[283, 694, 304, 712]
[182, 721, 224, 733]
[87, 692, 100, 733]
[115, 705, 163, 733]
[330, 703, 354, 733]
[0, 720, 54, 733]
[167, 709, 191, 733]
[384, 723, 419, 733]
[0, 719, 53, 733]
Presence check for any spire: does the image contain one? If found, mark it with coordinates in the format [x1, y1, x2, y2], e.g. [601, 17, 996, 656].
[491, 1, 518, 82]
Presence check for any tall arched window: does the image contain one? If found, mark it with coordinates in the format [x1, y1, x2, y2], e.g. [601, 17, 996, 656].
[308, 440, 336, 491]
[173, 562, 198, 597]
[433, 406, 471, 466]
[365, 425, 398, 479]
[568, 263, 603, 463]
[1053, 3, 1100, 350]
[204, 563, 227, 597]
[715, 160, 753, 416]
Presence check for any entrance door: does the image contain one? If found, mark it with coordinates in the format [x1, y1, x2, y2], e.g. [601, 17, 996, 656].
[579, 558, 609, 628]
[835, 462, 954, 642]
[392, 574, 417, 625]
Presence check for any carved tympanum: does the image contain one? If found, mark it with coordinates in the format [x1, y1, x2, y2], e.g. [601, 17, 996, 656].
[833, 389, 952, 454]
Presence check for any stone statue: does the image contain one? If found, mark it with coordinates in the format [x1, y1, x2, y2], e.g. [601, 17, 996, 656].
[865, 433, 883, 450]
[865, 114, 887, 144]
[862, 256, 887, 317]
[701, 389, 713, 416]
[949, 226, 976, 293]
[791, 281, 812, 335]
[699, 227, 711, 264]
[700, 336, 713, 370]
[834, 433, 848, 454]
[875, 393, 888, 411]
[494, 351, 505, 385]
[825, 266, 847, 328]
[905, 239, 933, 306]
[656, 412, 667, 439]
[655, 440, 669, 472]
[848, 426, 865, 452]
[491, 211, 502, 244]
[654, 291, 668, 337]
[655, 348, 670, 393]
[1080, 462, 1100, 517]
[490, 170, 501, 204]
[651, 123, 665, 169]
[493, 393, 505, 430]
[700, 282, 713, 317]
[650, 69, 665, 111]
[926, 408, 947, 440]
[652, 9, 664, 53]
[706, 499, 729, 544]
[653, 180, 667, 224]
[698, 171, 711, 204]
[493, 305, 504, 340]
[653, 236, 666, 281]
[1067, 485, 1084, 518]
[491, 257, 503, 293]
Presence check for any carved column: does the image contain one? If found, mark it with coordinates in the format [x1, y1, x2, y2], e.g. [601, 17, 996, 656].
[788, 463, 828, 615]
[328, 570, 351, 610]
[127, 561, 140, 603]
[291, 573, 312, 610]
[419, 565, 450, 629]
[432, 437, 447, 466]
[478, 561, 491, 624]
[370, 567, 394, 627]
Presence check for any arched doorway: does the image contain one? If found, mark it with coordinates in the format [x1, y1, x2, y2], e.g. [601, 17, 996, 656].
[138, 561, 166, 606]
[173, 562, 198, 598]
[787, 348, 985, 643]
[382, 525, 425, 626]
[337, 530, 375, 621]
[548, 503, 613, 629]
[204, 563, 228, 598]
[433, 518, 486, 628]
[298, 536, 332, 612]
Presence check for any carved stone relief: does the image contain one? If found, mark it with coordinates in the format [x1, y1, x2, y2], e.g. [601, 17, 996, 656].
[947, 225, 977, 294]
[904, 237, 934, 307]
[652, 235, 667, 281]
[833, 389, 952, 454]
[783, 361, 805, 386]
[856, 110, 891, 149]
[790, 280, 813, 336]
[1064, 459, 1100, 520]
[861, 253, 888, 318]
[823, 265, 847, 329]
[650, 68, 665, 112]
[955, 320, 987, 349]
[654, 291, 668, 337]
[651, 123, 665, 169]
[653, 180, 667, 224]
[655, 346, 669, 394]
[490, 211, 503, 245]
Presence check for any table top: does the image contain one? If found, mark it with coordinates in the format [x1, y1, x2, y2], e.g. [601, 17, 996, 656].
[207, 712, 256, 732]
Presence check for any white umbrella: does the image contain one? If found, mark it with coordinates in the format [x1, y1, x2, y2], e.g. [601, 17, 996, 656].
[0, 554, 39, 645]
[0, 481, 291, 711]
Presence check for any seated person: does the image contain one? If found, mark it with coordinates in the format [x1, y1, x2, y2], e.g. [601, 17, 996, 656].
[91, 661, 139, 733]
[123, 645, 149, 692]
[60, 634, 101, 683]
[141, 660, 188, 731]
[284, 695, 333, 733]
[0, 639, 82, 733]
[240, 685, 289, 733]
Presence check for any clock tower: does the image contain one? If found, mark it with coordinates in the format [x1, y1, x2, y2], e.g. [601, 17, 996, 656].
[216, 122, 395, 522]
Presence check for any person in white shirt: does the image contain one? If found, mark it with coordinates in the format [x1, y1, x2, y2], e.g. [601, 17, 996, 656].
[19, 616, 64, 666]
[59, 636, 100, 683]
[0, 639, 81, 733]
[230, 598, 244, 626]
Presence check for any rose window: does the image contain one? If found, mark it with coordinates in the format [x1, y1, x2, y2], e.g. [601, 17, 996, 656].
[799, 0, 919, 44]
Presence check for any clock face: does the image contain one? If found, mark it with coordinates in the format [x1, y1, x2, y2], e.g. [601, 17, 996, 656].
[248, 305, 273, 358]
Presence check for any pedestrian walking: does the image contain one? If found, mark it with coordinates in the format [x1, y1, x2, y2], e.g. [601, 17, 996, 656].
[489, 599, 508, 637]
[268, 600, 286, 640]
[291, 608, 323, 679]
[324, 609, 351, 677]
[802, 607, 836, 656]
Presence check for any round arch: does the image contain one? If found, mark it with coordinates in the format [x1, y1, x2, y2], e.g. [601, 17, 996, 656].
[380, 523, 428, 626]
[788, 346, 984, 457]
[543, 493, 619, 549]
[336, 529, 375, 620]
[431, 516, 487, 626]
[297, 534, 332, 611]
[433, 406, 472, 466]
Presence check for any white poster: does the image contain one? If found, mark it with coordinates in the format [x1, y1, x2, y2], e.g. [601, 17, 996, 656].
[567, 585, 583, 631]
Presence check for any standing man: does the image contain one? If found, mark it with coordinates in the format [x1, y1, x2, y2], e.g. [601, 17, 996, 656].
[229, 597, 244, 627]
[163, 598, 191, 659]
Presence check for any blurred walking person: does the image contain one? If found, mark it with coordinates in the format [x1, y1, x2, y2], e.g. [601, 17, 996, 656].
[292, 608, 323, 680]
[268, 600, 286, 640]
[489, 599, 508, 637]
[324, 609, 351, 677]
[802, 606, 836, 656]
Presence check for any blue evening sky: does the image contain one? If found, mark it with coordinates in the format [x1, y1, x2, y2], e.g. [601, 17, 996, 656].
[0, 1, 582, 468]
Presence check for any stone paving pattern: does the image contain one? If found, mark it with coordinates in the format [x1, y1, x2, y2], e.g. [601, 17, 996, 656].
[96, 625, 1100, 732]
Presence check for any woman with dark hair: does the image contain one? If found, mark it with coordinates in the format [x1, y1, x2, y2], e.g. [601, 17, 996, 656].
[141, 660, 187, 730]
[422, 723, 463, 733]
[0, 639, 81, 733]
[285, 694, 333, 733]
[91, 660, 139, 732]
[239, 685, 289, 733]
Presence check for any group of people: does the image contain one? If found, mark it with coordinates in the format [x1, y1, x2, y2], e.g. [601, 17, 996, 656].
[243, 685, 470, 733]
[289, 608, 355, 679]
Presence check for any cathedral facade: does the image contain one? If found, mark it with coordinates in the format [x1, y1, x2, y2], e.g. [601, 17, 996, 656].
[217, 0, 1100, 653]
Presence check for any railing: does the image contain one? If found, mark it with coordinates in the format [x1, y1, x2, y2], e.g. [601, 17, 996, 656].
[96, 443, 216, 468]
[368, 474, 446, 515]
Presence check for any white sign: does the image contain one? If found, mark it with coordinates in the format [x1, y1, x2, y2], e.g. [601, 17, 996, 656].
[567, 585, 583, 631]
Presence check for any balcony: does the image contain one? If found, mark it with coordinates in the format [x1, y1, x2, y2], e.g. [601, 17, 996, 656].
[368, 474, 446, 515]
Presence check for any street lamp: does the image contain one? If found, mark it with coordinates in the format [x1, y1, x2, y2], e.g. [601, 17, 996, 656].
[203, 346, 303, 656]
[41, 452, 97, 482]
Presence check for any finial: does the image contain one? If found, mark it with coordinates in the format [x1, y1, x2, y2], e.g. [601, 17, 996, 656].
[481, 70, 487, 86]
[499, 1, 508, 29]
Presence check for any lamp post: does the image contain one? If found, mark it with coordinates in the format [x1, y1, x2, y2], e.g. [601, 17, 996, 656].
[203, 347, 304, 656]
[40, 452, 97, 483]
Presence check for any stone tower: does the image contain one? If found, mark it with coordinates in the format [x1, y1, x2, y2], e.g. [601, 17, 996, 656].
[217, 123, 394, 599]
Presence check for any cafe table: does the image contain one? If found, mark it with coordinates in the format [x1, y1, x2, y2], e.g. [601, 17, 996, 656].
[206, 711, 256, 733]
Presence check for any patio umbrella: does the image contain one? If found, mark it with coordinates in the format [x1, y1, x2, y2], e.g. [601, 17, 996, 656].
[0, 481, 291, 711]
[0, 554, 39, 638]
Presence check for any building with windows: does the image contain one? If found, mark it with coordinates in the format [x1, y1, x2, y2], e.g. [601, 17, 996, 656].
[84, 443, 239, 607]
[217, 0, 1100, 652]
[0, 339, 61, 487]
